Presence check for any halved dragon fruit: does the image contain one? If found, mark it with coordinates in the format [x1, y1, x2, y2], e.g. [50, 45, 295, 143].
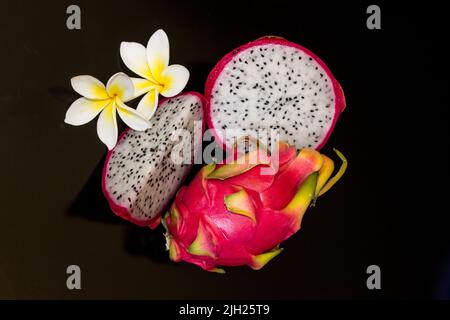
[163, 142, 347, 272]
[205, 37, 346, 151]
[102, 92, 205, 228]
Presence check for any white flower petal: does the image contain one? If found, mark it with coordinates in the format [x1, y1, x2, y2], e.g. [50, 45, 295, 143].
[116, 99, 151, 131]
[159, 64, 189, 97]
[65, 98, 111, 126]
[146, 29, 170, 82]
[71, 75, 109, 100]
[120, 42, 157, 82]
[136, 88, 159, 120]
[131, 77, 159, 98]
[106, 72, 134, 102]
[97, 102, 118, 150]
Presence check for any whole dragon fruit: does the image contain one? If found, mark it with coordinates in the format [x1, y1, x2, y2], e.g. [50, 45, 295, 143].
[163, 142, 347, 273]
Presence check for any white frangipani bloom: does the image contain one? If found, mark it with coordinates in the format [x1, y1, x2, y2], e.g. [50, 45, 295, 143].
[65, 72, 150, 150]
[120, 29, 190, 120]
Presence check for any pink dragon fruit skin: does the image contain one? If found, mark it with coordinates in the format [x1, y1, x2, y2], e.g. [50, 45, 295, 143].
[163, 142, 347, 273]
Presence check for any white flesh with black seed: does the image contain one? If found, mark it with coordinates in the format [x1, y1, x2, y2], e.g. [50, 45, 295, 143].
[210, 44, 337, 149]
[104, 94, 203, 223]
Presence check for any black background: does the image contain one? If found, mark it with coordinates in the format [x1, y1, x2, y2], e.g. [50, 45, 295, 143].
[0, 1, 448, 299]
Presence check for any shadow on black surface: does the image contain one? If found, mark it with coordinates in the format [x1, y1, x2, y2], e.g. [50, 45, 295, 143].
[124, 225, 170, 264]
[66, 156, 171, 264]
[67, 155, 123, 224]
[66, 149, 206, 264]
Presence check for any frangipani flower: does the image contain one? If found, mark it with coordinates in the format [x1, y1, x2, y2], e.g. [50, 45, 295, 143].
[65, 72, 150, 150]
[120, 29, 189, 119]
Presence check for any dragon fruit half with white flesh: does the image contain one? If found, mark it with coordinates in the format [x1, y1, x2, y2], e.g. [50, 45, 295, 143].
[163, 142, 347, 272]
[102, 92, 205, 228]
[205, 37, 346, 151]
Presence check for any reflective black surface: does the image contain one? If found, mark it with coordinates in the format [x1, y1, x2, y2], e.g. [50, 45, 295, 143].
[0, 1, 447, 299]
